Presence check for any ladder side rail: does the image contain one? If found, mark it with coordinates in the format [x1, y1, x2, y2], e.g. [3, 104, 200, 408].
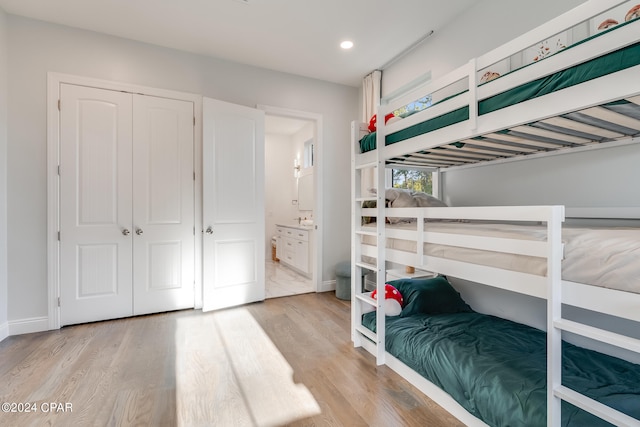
[547, 206, 565, 426]
[375, 114, 387, 365]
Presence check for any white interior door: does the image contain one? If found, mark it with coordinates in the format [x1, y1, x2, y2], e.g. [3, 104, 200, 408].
[202, 98, 265, 311]
[132, 94, 195, 315]
[59, 85, 195, 326]
[59, 84, 134, 326]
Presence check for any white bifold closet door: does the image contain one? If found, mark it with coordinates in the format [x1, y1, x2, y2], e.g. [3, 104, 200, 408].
[202, 98, 265, 311]
[59, 84, 194, 326]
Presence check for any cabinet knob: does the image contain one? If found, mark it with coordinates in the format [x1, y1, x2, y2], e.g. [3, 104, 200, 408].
[205, 227, 213, 235]
[122, 228, 130, 236]
[135, 228, 144, 235]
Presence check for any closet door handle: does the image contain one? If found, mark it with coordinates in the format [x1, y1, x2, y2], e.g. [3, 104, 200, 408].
[135, 228, 144, 235]
[205, 227, 213, 235]
[122, 228, 130, 236]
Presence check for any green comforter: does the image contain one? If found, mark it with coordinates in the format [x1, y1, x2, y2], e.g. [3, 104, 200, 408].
[362, 311, 640, 427]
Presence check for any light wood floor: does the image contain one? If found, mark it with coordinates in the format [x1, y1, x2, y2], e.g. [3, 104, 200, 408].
[0, 292, 464, 426]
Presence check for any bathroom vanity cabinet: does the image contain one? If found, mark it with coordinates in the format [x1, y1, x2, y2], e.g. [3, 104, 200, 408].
[275, 224, 312, 277]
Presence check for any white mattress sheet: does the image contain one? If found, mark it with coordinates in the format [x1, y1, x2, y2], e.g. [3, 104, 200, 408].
[361, 222, 640, 294]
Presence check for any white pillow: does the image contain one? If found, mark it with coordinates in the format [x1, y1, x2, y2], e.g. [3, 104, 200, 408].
[385, 188, 447, 223]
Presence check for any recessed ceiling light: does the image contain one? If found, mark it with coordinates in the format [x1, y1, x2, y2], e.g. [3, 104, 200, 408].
[340, 40, 354, 50]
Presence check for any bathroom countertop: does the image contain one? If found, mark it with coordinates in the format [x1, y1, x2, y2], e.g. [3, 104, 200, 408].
[276, 223, 314, 231]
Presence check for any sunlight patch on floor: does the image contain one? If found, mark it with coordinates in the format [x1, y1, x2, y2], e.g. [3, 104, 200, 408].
[175, 307, 320, 426]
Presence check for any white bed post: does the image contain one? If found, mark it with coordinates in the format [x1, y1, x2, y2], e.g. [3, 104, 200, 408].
[375, 107, 387, 366]
[547, 206, 564, 426]
[468, 58, 478, 132]
[350, 121, 362, 347]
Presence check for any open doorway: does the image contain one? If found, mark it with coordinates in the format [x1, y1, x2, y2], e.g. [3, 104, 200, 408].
[260, 105, 322, 299]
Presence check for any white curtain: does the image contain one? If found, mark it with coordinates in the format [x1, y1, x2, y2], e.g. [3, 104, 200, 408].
[361, 70, 382, 193]
[362, 70, 381, 122]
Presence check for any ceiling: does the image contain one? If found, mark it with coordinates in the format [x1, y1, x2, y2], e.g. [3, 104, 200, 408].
[265, 115, 311, 136]
[0, 0, 477, 87]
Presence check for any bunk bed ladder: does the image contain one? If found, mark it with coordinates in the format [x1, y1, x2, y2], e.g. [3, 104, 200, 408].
[351, 121, 385, 365]
[547, 206, 640, 427]
[552, 320, 640, 426]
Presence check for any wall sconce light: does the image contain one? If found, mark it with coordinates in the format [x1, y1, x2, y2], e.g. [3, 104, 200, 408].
[293, 159, 300, 177]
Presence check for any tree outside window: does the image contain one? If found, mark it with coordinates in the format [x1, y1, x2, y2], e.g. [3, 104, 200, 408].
[392, 169, 433, 194]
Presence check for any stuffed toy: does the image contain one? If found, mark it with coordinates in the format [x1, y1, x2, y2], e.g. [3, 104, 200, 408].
[362, 284, 404, 316]
[368, 113, 396, 133]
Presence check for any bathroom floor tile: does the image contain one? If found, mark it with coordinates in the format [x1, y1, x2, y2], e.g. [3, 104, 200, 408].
[265, 259, 314, 298]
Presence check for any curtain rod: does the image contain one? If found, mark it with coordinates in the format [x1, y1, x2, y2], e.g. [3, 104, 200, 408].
[378, 30, 435, 71]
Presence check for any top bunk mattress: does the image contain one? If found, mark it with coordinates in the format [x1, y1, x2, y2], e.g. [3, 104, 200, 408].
[360, 221, 640, 294]
[359, 19, 640, 155]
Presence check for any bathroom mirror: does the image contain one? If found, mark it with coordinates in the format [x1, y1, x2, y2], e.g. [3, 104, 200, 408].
[298, 173, 314, 211]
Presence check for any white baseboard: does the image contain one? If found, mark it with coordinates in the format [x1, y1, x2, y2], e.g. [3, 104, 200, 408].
[319, 279, 336, 293]
[0, 321, 8, 342]
[9, 316, 49, 336]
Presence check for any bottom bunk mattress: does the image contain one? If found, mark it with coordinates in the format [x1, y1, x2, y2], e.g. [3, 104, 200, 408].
[361, 222, 640, 293]
[362, 278, 640, 427]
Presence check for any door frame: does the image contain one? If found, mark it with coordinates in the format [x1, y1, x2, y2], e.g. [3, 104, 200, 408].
[257, 105, 324, 293]
[46, 73, 203, 330]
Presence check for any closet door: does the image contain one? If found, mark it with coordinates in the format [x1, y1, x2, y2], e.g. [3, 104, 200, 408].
[202, 98, 265, 311]
[59, 84, 134, 326]
[132, 95, 195, 315]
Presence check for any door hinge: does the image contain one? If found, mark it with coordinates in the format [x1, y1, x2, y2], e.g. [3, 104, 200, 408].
[193, 226, 195, 235]
[193, 171, 196, 181]
[57, 231, 60, 241]
[193, 116, 196, 126]
[57, 99, 61, 111]
[57, 297, 61, 307]
[57, 165, 60, 176]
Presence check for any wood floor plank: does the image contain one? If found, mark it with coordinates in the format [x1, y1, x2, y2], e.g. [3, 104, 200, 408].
[0, 292, 464, 426]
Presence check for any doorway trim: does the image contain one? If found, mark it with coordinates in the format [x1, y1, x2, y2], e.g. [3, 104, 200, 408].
[46, 72, 203, 330]
[257, 105, 324, 293]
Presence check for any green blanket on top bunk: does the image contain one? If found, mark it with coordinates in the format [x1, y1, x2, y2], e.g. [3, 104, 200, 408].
[361, 278, 640, 427]
[359, 36, 640, 153]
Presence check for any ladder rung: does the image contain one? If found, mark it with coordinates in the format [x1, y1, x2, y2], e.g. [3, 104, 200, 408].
[554, 319, 640, 354]
[356, 292, 376, 307]
[554, 385, 640, 427]
[355, 161, 377, 170]
[355, 261, 376, 271]
[355, 230, 377, 237]
[355, 325, 379, 343]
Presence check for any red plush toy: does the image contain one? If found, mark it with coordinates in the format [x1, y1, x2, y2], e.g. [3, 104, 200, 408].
[363, 284, 404, 316]
[368, 113, 396, 132]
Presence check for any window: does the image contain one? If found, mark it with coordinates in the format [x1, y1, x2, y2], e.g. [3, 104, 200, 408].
[303, 138, 314, 168]
[391, 169, 433, 194]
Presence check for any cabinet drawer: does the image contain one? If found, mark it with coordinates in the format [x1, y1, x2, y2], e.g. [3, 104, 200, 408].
[293, 230, 309, 241]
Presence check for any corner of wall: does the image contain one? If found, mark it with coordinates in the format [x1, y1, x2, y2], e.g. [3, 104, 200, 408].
[319, 280, 336, 293]
[0, 7, 10, 338]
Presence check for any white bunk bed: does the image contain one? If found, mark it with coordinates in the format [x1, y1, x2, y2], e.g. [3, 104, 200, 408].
[350, 1, 640, 426]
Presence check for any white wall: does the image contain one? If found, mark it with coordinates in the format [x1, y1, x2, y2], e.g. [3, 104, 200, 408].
[265, 133, 298, 257]
[442, 144, 640, 208]
[6, 15, 357, 325]
[0, 8, 8, 339]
